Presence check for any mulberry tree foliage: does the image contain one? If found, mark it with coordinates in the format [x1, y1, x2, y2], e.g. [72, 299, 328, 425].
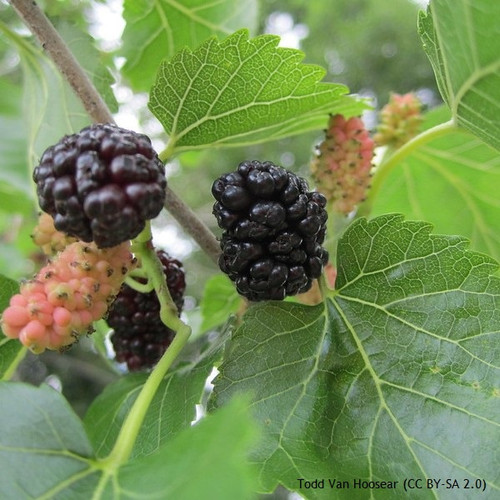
[0, 0, 499, 499]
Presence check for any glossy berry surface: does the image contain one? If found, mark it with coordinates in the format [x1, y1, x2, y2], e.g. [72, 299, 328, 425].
[33, 123, 166, 248]
[212, 160, 328, 301]
[107, 251, 186, 371]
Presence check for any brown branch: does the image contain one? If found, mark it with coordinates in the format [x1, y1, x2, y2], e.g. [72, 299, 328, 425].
[9, 0, 220, 264]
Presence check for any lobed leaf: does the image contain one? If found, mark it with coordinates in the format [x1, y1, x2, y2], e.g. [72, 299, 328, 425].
[210, 214, 500, 498]
[149, 29, 367, 153]
[419, 0, 500, 151]
[121, 0, 258, 92]
[371, 106, 500, 262]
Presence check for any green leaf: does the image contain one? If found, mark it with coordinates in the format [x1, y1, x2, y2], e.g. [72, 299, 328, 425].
[0, 385, 257, 498]
[116, 397, 258, 499]
[0, 75, 34, 205]
[0, 383, 98, 498]
[1, 24, 92, 169]
[149, 29, 367, 154]
[371, 106, 500, 262]
[200, 274, 241, 332]
[84, 335, 221, 458]
[121, 0, 258, 92]
[210, 214, 500, 498]
[56, 21, 118, 114]
[0, 274, 25, 380]
[419, 0, 500, 151]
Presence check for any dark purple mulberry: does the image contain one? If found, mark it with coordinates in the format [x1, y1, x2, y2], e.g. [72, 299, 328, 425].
[33, 123, 166, 248]
[108, 251, 186, 371]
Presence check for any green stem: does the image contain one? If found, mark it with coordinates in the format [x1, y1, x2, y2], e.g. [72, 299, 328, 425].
[102, 223, 191, 468]
[131, 222, 182, 323]
[124, 275, 154, 293]
[102, 322, 190, 467]
[158, 139, 176, 163]
[128, 267, 148, 279]
[358, 119, 457, 217]
[1, 345, 27, 381]
[317, 274, 329, 298]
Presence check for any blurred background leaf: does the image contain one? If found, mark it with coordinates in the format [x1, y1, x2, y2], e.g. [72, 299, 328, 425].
[121, 0, 259, 92]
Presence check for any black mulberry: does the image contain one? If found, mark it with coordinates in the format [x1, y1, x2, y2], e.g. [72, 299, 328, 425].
[212, 160, 328, 301]
[108, 251, 185, 371]
[33, 123, 166, 248]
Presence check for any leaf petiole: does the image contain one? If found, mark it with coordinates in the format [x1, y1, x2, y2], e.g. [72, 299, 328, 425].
[358, 119, 456, 216]
[124, 275, 154, 293]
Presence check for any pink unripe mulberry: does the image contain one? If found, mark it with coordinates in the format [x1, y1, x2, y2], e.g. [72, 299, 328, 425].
[311, 114, 374, 214]
[374, 92, 423, 148]
[1, 241, 135, 353]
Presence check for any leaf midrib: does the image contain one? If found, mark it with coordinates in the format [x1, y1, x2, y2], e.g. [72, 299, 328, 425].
[330, 298, 434, 494]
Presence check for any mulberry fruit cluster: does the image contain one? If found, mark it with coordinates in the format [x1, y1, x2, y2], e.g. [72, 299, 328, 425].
[373, 92, 422, 148]
[33, 123, 166, 248]
[32, 212, 78, 255]
[1, 241, 135, 353]
[212, 160, 328, 301]
[311, 114, 374, 214]
[107, 250, 186, 371]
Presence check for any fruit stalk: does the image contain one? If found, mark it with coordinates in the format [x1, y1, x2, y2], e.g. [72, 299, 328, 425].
[103, 225, 191, 464]
[102, 320, 191, 467]
[131, 223, 186, 333]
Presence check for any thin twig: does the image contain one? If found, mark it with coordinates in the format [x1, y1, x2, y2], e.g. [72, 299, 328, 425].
[9, 0, 221, 264]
